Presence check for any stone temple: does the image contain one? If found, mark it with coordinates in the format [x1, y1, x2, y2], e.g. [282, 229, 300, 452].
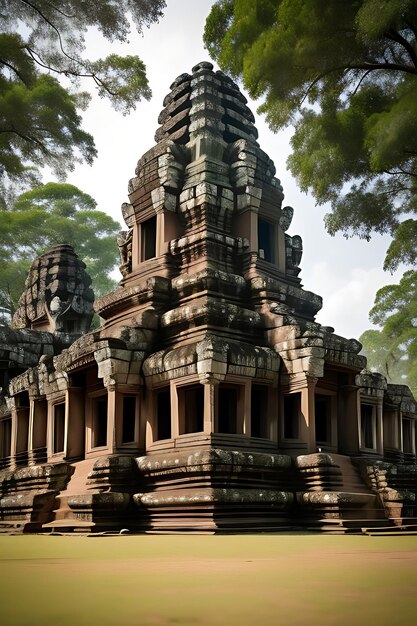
[1, 62, 416, 534]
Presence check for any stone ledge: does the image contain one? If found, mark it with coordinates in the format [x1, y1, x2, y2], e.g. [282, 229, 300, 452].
[137, 448, 291, 473]
[134, 488, 293, 507]
[296, 491, 375, 507]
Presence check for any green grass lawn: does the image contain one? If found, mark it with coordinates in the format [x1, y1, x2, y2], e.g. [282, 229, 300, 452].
[0, 533, 416, 626]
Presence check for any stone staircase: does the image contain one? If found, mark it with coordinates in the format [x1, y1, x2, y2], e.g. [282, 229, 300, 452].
[43, 458, 97, 532]
[295, 453, 390, 533]
[0, 462, 73, 532]
[355, 460, 417, 531]
[42, 455, 139, 533]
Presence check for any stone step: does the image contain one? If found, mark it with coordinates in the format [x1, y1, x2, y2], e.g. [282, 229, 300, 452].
[43, 519, 95, 529]
[0, 521, 27, 533]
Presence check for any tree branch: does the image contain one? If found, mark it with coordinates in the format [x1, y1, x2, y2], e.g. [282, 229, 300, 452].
[350, 69, 372, 97]
[301, 60, 417, 104]
[43, 1, 76, 19]
[0, 127, 48, 151]
[383, 168, 417, 179]
[0, 57, 28, 84]
[25, 46, 120, 98]
[385, 28, 417, 69]
[26, 45, 84, 77]
[356, 61, 417, 75]
[20, 0, 80, 67]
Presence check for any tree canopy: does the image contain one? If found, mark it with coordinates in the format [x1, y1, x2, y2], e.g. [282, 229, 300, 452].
[0, 0, 166, 190]
[360, 271, 417, 395]
[204, 0, 417, 272]
[0, 182, 120, 319]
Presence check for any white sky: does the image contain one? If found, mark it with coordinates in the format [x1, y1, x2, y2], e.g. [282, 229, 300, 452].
[57, 0, 402, 340]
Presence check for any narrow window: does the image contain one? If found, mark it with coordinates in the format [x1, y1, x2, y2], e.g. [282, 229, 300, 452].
[69, 370, 87, 387]
[0, 418, 12, 459]
[93, 396, 108, 448]
[415, 423, 417, 456]
[218, 386, 238, 434]
[53, 403, 66, 453]
[315, 395, 331, 444]
[179, 385, 204, 435]
[403, 419, 412, 453]
[283, 394, 300, 439]
[33, 399, 47, 450]
[251, 385, 268, 438]
[141, 216, 157, 261]
[122, 396, 136, 444]
[258, 218, 275, 263]
[360, 404, 375, 449]
[156, 388, 171, 441]
[16, 402, 30, 463]
[16, 391, 29, 408]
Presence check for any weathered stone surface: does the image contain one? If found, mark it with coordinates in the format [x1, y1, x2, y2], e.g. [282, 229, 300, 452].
[296, 491, 375, 507]
[296, 453, 339, 469]
[356, 369, 388, 393]
[68, 493, 130, 510]
[87, 456, 139, 490]
[0, 462, 73, 494]
[137, 448, 291, 473]
[134, 488, 293, 507]
[385, 383, 416, 413]
[143, 337, 279, 384]
[13, 244, 94, 334]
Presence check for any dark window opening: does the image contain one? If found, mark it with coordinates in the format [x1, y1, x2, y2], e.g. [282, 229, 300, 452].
[284, 394, 300, 439]
[69, 370, 87, 387]
[0, 419, 12, 458]
[403, 419, 412, 453]
[315, 395, 331, 444]
[53, 403, 66, 453]
[251, 385, 268, 438]
[180, 385, 204, 435]
[122, 396, 136, 444]
[16, 391, 29, 408]
[33, 400, 47, 449]
[361, 404, 375, 449]
[258, 218, 275, 263]
[93, 396, 108, 448]
[141, 215, 157, 261]
[218, 386, 238, 434]
[16, 408, 30, 455]
[415, 424, 417, 456]
[156, 388, 171, 441]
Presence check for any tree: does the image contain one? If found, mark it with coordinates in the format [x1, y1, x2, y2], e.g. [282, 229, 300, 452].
[0, 182, 121, 319]
[0, 1, 166, 190]
[360, 271, 417, 395]
[204, 0, 417, 272]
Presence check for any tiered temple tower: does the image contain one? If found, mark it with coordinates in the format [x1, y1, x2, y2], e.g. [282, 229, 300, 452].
[1, 63, 416, 533]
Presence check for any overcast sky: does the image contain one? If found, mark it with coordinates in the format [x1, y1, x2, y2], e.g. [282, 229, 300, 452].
[60, 0, 402, 341]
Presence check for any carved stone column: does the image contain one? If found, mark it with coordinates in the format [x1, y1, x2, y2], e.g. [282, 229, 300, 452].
[202, 379, 218, 435]
[338, 385, 361, 455]
[300, 376, 317, 453]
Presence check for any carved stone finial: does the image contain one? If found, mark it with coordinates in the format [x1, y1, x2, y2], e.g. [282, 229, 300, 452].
[117, 229, 133, 278]
[285, 234, 303, 276]
[12, 244, 94, 334]
[280, 206, 294, 232]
